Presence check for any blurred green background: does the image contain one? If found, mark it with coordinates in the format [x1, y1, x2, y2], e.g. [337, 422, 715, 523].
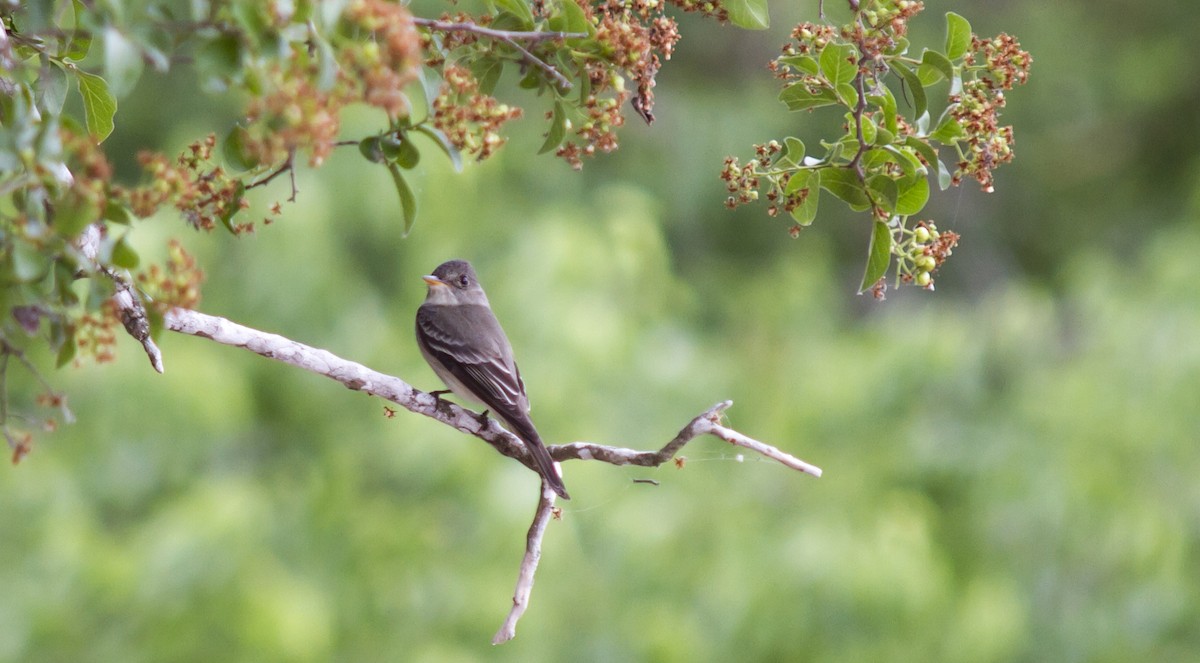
[3, 0, 1200, 660]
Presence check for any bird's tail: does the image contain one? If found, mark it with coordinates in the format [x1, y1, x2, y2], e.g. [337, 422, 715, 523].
[506, 416, 570, 500]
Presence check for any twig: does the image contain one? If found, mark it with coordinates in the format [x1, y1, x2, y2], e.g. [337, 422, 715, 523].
[414, 17, 584, 90]
[413, 17, 586, 44]
[246, 148, 298, 202]
[554, 401, 822, 477]
[492, 486, 557, 645]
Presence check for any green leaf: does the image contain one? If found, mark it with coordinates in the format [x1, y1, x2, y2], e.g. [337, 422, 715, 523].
[111, 234, 140, 269]
[936, 158, 953, 190]
[836, 82, 858, 107]
[819, 43, 858, 87]
[222, 125, 260, 171]
[66, 1, 93, 60]
[358, 136, 385, 163]
[38, 59, 70, 114]
[11, 240, 51, 282]
[726, 0, 770, 30]
[945, 12, 972, 61]
[892, 62, 926, 119]
[55, 328, 77, 368]
[856, 112, 877, 144]
[881, 145, 926, 177]
[860, 220, 893, 293]
[75, 71, 117, 142]
[786, 170, 820, 226]
[387, 163, 417, 237]
[930, 113, 964, 143]
[494, 0, 535, 27]
[781, 136, 805, 166]
[870, 87, 898, 135]
[218, 181, 246, 234]
[819, 167, 870, 209]
[539, 101, 567, 155]
[413, 125, 463, 173]
[867, 175, 898, 213]
[560, 0, 591, 35]
[103, 27, 144, 97]
[778, 55, 818, 75]
[894, 175, 930, 215]
[195, 34, 243, 90]
[54, 191, 99, 236]
[904, 135, 939, 169]
[472, 58, 504, 96]
[103, 200, 134, 224]
[779, 84, 838, 111]
[309, 23, 339, 92]
[919, 49, 955, 85]
[388, 135, 420, 169]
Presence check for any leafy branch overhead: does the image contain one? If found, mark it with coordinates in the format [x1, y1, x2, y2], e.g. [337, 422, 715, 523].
[0, 1, 1029, 452]
[723, 3, 1030, 296]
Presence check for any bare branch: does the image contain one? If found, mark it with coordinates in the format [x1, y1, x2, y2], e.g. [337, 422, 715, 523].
[75, 225, 164, 373]
[492, 486, 557, 645]
[553, 401, 823, 477]
[162, 307, 538, 468]
[161, 307, 823, 641]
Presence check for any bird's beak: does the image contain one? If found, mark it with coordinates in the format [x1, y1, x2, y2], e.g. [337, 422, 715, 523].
[422, 275, 447, 287]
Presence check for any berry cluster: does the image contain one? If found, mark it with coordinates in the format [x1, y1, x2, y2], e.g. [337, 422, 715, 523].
[898, 221, 958, 289]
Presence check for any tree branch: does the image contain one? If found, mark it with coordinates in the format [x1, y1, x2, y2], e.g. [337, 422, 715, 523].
[160, 306, 822, 641]
[493, 486, 557, 645]
[412, 18, 586, 44]
[76, 224, 164, 373]
[413, 17, 584, 90]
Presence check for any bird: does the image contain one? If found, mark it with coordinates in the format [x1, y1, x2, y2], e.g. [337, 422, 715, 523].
[415, 259, 571, 500]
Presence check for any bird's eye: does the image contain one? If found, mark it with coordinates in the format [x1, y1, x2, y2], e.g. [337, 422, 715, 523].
[457, 274, 469, 288]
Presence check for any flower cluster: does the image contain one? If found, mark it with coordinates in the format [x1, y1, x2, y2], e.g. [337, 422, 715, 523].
[121, 135, 249, 233]
[242, 55, 344, 168]
[949, 81, 1014, 193]
[665, 0, 730, 23]
[556, 93, 628, 170]
[433, 64, 524, 161]
[720, 156, 761, 209]
[74, 299, 120, 364]
[949, 33, 1030, 192]
[968, 33, 1031, 90]
[134, 239, 205, 312]
[340, 0, 422, 119]
[853, 0, 923, 53]
[588, 0, 681, 123]
[239, 0, 421, 168]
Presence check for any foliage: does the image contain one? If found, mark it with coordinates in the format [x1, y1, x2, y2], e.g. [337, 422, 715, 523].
[0, 0, 1030, 452]
[721, 2, 1030, 295]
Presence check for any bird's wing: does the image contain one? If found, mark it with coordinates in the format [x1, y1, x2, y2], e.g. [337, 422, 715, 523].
[416, 304, 527, 411]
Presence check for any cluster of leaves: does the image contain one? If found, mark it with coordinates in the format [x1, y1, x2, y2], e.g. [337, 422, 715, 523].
[722, 0, 1030, 295]
[0, 0, 1029, 453]
[0, 0, 769, 453]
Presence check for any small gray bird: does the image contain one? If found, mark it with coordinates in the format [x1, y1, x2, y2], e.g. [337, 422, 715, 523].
[415, 260, 571, 500]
